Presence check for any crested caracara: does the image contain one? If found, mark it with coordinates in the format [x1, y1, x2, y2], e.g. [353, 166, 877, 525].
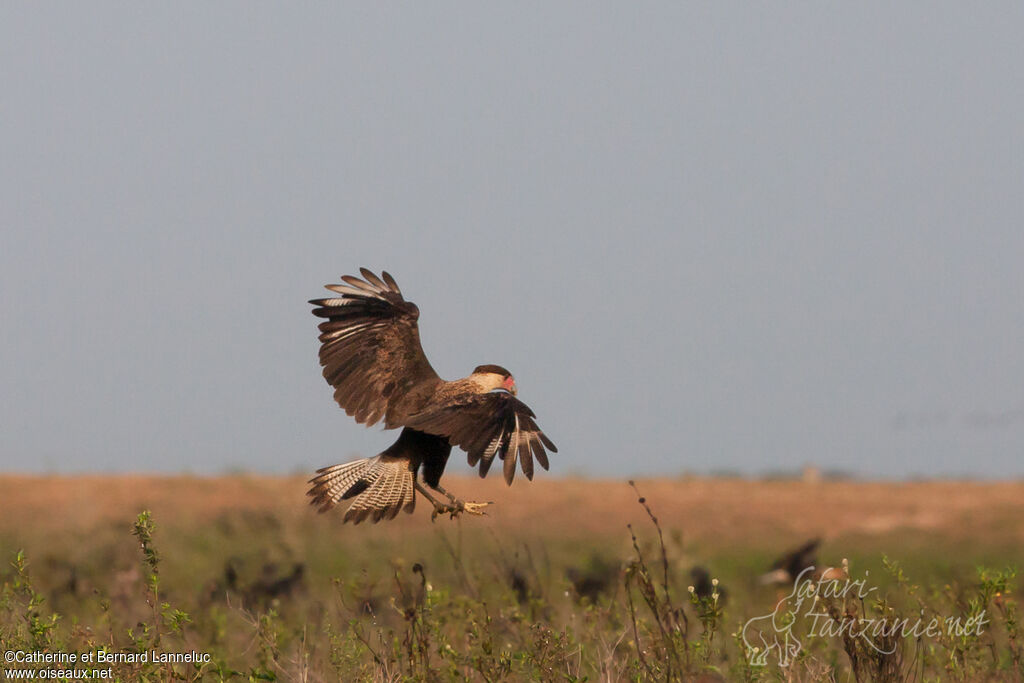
[759, 538, 822, 585]
[306, 268, 557, 524]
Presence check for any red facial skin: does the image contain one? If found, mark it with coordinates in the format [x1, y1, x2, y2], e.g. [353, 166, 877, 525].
[502, 375, 517, 394]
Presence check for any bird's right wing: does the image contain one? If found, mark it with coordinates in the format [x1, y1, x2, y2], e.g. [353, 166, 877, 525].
[310, 268, 440, 427]
[405, 391, 557, 485]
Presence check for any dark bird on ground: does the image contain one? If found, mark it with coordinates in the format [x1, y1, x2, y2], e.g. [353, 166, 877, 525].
[224, 558, 239, 592]
[690, 566, 727, 607]
[566, 555, 620, 603]
[508, 568, 531, 605]
[759, 538, 821, 585]
[306, 268, 557, 524]
[204, 558, 306, 607]
[249, 563, 306, 604]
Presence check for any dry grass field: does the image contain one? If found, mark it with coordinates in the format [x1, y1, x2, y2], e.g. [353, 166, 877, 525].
[1, 474, 1022, 681]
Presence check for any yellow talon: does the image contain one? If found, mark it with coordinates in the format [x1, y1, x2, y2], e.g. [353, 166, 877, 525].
[459, 501, 492, 516]
[430, 500, 493, 519]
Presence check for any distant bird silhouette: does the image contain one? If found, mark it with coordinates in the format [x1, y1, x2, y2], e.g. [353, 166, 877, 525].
[508, 568, 531, 605]
[499, 555, 551, 619]
[690, 566, 727, 607]
[201, 558, 239, 606]
[249, 563, 305, 604]
[204, 559, 305, 607]
[759, 538, 821, 585]
[566, 556, 619, 603]
[224, 558, 240, 592]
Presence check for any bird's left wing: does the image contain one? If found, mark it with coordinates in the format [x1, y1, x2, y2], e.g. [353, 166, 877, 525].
[311, 268, 441, 427]
[405, 392, 557, 484]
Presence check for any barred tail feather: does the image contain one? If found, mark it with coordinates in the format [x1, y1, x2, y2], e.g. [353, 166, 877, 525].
[307, 455, 416, 524]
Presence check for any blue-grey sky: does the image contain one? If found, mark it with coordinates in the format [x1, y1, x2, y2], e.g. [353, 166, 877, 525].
[2, 4, 1022, 478]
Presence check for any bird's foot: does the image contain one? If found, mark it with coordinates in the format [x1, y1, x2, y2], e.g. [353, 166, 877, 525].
[459, 500, 492, 516]
[430, 500, 493, 521]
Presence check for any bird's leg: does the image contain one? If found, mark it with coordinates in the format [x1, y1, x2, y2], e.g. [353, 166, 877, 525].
[413, 481, 456, 520]
[430, 483, 492, 518]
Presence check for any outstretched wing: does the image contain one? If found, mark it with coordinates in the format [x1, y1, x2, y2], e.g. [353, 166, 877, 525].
[405, 392, 557, 485]
[310, 268, 440, 427]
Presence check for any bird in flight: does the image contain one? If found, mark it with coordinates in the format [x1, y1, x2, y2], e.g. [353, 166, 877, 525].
[306, 268, 557, 524]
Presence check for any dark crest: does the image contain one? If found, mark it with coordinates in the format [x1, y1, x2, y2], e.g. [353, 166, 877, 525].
[473, 364, 512, 377]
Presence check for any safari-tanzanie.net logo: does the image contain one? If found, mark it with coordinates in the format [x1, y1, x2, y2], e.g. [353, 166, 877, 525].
[740, 563, 990, 668]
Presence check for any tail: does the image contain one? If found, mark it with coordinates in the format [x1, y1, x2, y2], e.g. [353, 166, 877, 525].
[307, 455, 416, 524]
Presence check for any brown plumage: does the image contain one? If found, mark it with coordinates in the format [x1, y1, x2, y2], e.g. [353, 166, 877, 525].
[759, 538, 822, 585]
[307, 268, 557, 524]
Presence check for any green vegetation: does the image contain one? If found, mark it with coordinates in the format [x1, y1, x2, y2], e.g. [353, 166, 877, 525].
[0, 480, 1022, 681]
